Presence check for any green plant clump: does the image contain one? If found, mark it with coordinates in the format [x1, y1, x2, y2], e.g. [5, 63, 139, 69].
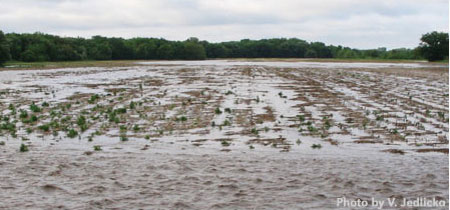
[88, 94, 100, 104]
[19, 110, 28, 119]
[129, 101, 136, 109]
[20, 143, 29, 152]
[30, 103, 41, 113]
[298, 115, 305, 122]
[93, 145, 102, 151]
[67, 129, 78, 138]
[120, 134, 129, 141]
[251, 128, 258, 135]
[38, 124, 50, 132]
[222, 120, 231, 126]
[42, 101, 50, 107]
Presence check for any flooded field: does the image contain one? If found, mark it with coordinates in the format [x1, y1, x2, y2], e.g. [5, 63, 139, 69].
[0, 60, 448, 209]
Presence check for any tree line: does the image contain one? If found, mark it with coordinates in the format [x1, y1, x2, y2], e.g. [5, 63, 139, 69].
[0, 30, 448, 65]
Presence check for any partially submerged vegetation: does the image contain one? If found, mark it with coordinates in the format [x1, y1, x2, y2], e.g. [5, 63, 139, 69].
[0, 60, 447, 155]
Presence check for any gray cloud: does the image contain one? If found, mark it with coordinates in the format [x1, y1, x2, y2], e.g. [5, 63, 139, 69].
[0, 0, 447, 49]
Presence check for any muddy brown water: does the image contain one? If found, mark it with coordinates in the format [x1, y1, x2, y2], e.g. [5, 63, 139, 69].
[0, 148, 448, 209]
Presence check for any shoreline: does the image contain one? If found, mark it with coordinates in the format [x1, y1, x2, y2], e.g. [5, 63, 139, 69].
[1, 58, 447, 71]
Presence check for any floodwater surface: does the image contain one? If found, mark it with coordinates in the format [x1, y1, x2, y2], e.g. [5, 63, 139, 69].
[0, 60, 448, 209]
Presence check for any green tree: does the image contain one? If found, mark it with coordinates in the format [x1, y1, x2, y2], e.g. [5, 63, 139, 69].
[182, 38, 206, 60]
[136, 42, 157, 59]
[310, 42, 332, 58]
[0, 30, 10, 65]
[157, 43, 174, 59]
[5, 33, 21, 61]
[205, 43, 227, 58]
[418, 31, 449, 61]
[87, 36, 112, 60]
[0, 30, 429, 62]
[109, 38, 134, 60]
[22, 43, 49, 62]
[305, 49, 317, 58]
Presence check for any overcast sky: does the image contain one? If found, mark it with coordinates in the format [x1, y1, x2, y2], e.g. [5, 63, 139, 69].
[0, 0, 448, 49]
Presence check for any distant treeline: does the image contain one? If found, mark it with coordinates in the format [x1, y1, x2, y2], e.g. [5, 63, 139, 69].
[0, 30, 448, 65]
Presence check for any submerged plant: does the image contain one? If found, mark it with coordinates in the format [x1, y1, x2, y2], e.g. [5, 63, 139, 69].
[77, 115, 88, 131]
[251, 128, 259, 135]
[30, 103, 41, 113]
[94, 130, 102, 136]
[222, 120, 231, 126]
[93, 145, 102, 151]
[38, 124, 50, 132]
[88, 94, 100, 104]
[391, 129, 398, 134]
[425, 109, 431, 117]
[120, 134, 128, 141]
[297, 115, 305, 122]
[362, 119, 369, 129]
[26, 127, 33, 134]
[345, 118, 354, 123]
[115, 107, 127, 114]
[221, 140, 230, 146]
[19, 110, 28, 119]
[20, 144, 29, 152]
[67, 129, 78, 138]
[8, 104, 15, 111]
[31, 115, 39, 122]
[376, 115, 384, 121]
[129, 101, 136, 109]
[109, 112, 120, 123]
[324, 120, 331, 130]
[307, 125, 317, 133]
[437, 112, 445, 120]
